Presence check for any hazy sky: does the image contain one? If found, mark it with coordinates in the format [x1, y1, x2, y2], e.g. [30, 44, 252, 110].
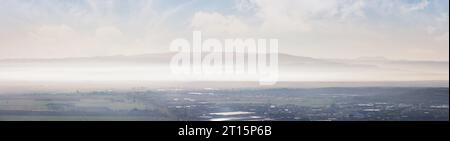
[0, 0, 448, 61]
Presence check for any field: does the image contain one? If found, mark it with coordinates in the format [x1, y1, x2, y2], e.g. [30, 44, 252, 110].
[0, 86, 448, 121]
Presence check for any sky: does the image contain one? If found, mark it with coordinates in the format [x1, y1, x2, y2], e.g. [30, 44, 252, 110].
[0, 0, 448, 61]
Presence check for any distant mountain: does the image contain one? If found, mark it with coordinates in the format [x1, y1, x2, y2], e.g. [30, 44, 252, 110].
[0, 52, 448, 82]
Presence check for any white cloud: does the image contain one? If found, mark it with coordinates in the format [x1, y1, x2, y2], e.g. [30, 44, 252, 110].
[191, 12, 250, 35]
[184, 0, 448, 61]
[29, 25, 77, 42]
[0, 0, 448, 61]
[234, 0, 257, 12]
[236, 0, 370, 33]
[401, 0, 429, 13]
[339, 0, 366, 20]
[95, 26, 123, 39]
[426, 13, 449, 42]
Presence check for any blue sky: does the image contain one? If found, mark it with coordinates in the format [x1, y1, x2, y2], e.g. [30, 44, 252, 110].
[0, 0, 448, 60]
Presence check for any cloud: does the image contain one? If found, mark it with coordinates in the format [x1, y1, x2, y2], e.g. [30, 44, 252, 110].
[191, 12, 250, 35]
[95, 26, 123, 39]
[401, 0, 429, 13]
[339, 0, 366, 19]
[0, 0, 185, 59]
[231, 0, 370, 33]
[234, 0, 257, 12]
[426, 13, 449, 42]
[29, 25, 77, 42]
[0, 0, 448, 61]
[184, 0, 448, 61]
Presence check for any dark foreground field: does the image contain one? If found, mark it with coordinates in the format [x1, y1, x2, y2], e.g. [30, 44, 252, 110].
[0, 87, 448, 121]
